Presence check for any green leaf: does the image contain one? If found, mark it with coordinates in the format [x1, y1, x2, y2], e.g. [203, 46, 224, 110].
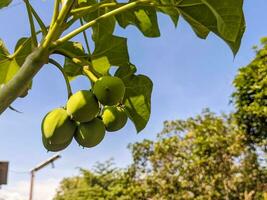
[0, 40, 19, 84]
[12, 38, 33, 98]
[14, 37, 32, 66]
[116, 7, 160, 38]
[56, 41, 87, 80]
[116, 66, 153, 133]
[77, 0, 98, 22]
[157, 0, 180, 26]
[177, 0, 245, 55]
[91, 35, 129, 75]
[201, 0, 243, 42]
[63, 58, 84, 81]
[77, 0, 116, 41]
[0, 59, 20, 84]
[0, 40, 9, 57]
[0, 0, 12, 9]
[57, 41, 86, 58]
[114, 63, 137, 78]
[92, 16, 116, 42]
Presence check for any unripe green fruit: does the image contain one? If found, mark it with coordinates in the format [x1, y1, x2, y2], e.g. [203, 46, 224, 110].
[93, 76, 125, 106]
[42, 136, 72, 152]
[102, 106, 128, 132]
[67, 90, 100, 122]
[42, 108, 76, 145]
[75, 118, 105, 148]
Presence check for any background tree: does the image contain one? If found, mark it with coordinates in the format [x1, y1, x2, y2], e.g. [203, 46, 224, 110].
[232, 38, 267, 148]
[54, 110, 267, 200]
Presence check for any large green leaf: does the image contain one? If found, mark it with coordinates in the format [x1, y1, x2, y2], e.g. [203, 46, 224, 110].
[92, 16, 116, 42]
[116, 7, 160, 38]
[91, 35, 129, 75]
[0, 39, 20, 85]
[116, 65, 153, 133]
[0, 0, 12, 9]
[177, 0, 245, 54]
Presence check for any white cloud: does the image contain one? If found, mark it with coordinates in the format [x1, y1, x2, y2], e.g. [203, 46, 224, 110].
[0, 178, 60, 200]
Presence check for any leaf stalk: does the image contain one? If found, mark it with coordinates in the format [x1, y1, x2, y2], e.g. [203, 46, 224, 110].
[49, 58, 73, 98]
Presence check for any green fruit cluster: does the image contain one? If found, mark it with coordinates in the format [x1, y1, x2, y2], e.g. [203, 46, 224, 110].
[41, 76, 128, 152]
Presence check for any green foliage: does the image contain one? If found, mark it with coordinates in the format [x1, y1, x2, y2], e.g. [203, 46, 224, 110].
[56, 41, 87, 81]
[116, 65, 152, 133]
[92, 35, 129, 76]
[233, 38, 267, 147]
[116, 7, 160, 38]
[0, 0, 12, 9]
[0, 0, 246, 150]
[54, 110, 267, 200]
[0, 40, 20, 85]
[14, 38, 32, 66]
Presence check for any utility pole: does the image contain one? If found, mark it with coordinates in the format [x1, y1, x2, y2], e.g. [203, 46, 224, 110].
[29, 154, 61, 200]
[0, 161, 9, 189]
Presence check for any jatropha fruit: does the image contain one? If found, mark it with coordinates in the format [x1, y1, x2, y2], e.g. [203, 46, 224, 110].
[93, 76, 126, 106]
[66, 90, 100, 123]
[41, 75, 128, 152]
[41, 108, 76, 152]
[75, 118, 106, 148]
[102, 106, 128, 132]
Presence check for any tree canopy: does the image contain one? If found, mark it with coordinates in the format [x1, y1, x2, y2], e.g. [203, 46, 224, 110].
[233, 38, 267, 148]
[54, 110, 267, 200]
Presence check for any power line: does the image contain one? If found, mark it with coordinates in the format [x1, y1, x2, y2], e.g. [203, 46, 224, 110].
[10, 170, 29, 175]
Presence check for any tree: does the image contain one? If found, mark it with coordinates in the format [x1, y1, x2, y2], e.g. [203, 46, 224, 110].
[0, 1, 245, 149]
[54, 110, 267, 200]
[232, 38, 267, 148]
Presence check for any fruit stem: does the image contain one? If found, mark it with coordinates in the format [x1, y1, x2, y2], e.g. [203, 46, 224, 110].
[53, 48, 99, 78]
[49, 58, 73, 99]
[83, 66, 98, 83]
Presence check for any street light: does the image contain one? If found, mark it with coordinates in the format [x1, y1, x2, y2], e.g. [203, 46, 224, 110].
[29, 154, 61, 200]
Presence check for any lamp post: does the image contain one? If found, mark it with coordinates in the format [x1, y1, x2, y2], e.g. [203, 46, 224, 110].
[0, 161, 9, 189]
[29, 154, 61, 200]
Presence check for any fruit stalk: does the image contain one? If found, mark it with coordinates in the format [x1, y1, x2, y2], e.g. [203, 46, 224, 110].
[83, 66, 98, 83]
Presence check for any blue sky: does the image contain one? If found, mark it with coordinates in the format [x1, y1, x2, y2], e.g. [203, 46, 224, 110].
[0, 0, 267, 199]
